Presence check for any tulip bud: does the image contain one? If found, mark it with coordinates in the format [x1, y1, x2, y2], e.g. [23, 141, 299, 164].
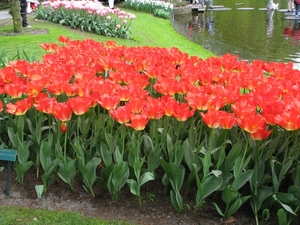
[60, 122, 67, 133]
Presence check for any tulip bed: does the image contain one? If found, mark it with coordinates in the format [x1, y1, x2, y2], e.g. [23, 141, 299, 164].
[35, 0, 136, 39]
[123, 0, 173, 19]
[1, 37, 300, 224]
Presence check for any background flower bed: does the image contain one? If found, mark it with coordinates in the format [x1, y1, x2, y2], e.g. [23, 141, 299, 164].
[35, 0, 136, 39]
[123, 0, 173, 19]
[1, 36, 300, 224]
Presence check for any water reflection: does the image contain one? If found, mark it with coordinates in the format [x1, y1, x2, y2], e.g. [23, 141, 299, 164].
[206, 11, 214, 35]
[283, 20, 293, 40]
[291, 19, 300, 41]
[266, 10, 275, 37]
[171, 0, 300, 66]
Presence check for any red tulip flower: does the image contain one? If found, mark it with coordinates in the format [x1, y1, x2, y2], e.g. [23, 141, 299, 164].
[4, 83, 25, 98]
[6, 97, 34, 115]
[125, 97, 147, 114]
[261, 101, 286, 125]
[125, 113, 149, 130]
[143, 97, 165, 120]
[60, 122, 68, 133]
[109, 106, 131, 124]
[172, 102, 195, 122]
[186, 92, 211, 111]
[97, 94, 120, 111]
[34, 96, 57, 114]
[231, 98, 257, 119]
[39, 43, 59, 53]
[115, 85, 135, 102]
[68, 96, 92, 115]
[274, 110, 300, 131]
[52, 101, 73, 122]
[201, 109, 236, 129]
[161, 96, 178, 117]
[236, 113, 266, 134]
[58, 35, 70, 44]
[250, 128, 272, 140]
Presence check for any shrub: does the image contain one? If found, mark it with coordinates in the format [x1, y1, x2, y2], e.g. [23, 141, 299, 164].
[0, 2, 10, 10]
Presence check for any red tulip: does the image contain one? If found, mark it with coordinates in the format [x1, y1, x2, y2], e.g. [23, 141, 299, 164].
[39, 43, 59, 53]
[250, 128, 272, 140]
[153, 77, 179, 96]
[68, 96, 92, 115]
[52, 101, 73, 122]
[60, 122, 68, 133]
[125, 97, 147, 114]
[25, 79, 48, 97]
[161, 96, 178, 117]
[231, 98, 257, 119]
[58, 35, 70, 44]
[6, 97, 33, 115]
[274, 110, 300, 131]
[186, 92, 211, 111]
[125, 113, 149, 130]
[0, 67, 16, 84]
[261, 101, 286, 125]
[143, 97, 165, 120]
[8, 59, 30, 76]
[4, 83, 24, 98]
[34, 96, 57, 114]
[97, 94, 120, 111]
[115, 85, 135, 102]
[236, 113, 266, 134]
[201, 109, 235, 129]
[172, 102, 195, 122]
[109, 106, 131, 124]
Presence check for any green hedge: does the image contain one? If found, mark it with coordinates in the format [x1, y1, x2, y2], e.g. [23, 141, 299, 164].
[0, 2, 10, 10]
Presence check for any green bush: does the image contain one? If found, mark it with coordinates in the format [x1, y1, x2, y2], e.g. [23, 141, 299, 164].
[0, 2, 10, 10]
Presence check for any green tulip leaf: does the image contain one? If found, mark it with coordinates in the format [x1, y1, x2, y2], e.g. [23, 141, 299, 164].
[222, 186, 239, 206]
[277, 208, 288, 225]
[212, 202, 224, 217]
[231, 170, 253, 191]
[140, 171, 155, 187]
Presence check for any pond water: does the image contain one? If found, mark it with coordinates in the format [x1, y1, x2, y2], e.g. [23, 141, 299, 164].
[171, 0, 300, 67]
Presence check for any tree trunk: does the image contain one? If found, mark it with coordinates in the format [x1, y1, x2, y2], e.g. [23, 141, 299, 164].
[9, 0, 24, 33]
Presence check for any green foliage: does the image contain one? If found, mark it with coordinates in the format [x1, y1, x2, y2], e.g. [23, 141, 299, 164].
[35, 184, 44, 198]
[72, 138, 101, 197]
[213, 186, 251, 219]
[40, 140, 60, 191]
[107, 161, 130, 201]
[0, 2, 9, 10]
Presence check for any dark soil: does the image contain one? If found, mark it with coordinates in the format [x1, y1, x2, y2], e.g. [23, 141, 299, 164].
[1, 164, 298, 225]
[0, 27, 49, 36]
[0, 17, 49, 36]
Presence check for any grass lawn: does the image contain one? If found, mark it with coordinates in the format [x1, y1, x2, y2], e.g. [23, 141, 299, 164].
[0, 7, 214, 61]
[0, 205, 135, 225]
